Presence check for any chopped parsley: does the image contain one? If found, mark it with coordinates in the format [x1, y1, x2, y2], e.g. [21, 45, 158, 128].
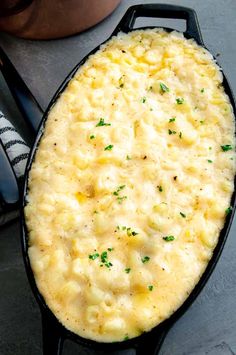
[104, 144, 113, 151]
[179, 132, 182, 139]
[225, 206, 233, 215]
[157, 185, 163, 192]
[119, 76, 125, 88]
[169, 117, 176, 123]
[96, 118, 111, 127]
[126, 228, 138, 237]
[100, 251, 113, 268]
[168, 129, 176, 135]
[200, 88, 205, 93]
[124, 335, 129, 341]
[107, 247, 114, 252]
[89, 253, 99, 260]
[221, 144, 233, 152]
[200, 120, 204, 124]
[141, 256, 150, 264]
[148, 285, 154, 291]
[207, 159, 213, 163]
[90, 135, 95, 139]
[125, 268, 131, 274]
[113, 185, 126, 196]
[126, 155, 131, 160]
[160, 82, 170, 93]
[163, 235, 175, 241]
[176, 98, 184, 105]
[117, 196, 127, 204]
[141, 96, 147, 103]
[180, 212, 186, 218]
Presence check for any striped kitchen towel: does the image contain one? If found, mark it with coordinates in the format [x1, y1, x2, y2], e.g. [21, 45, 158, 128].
[0, 110, 30, 226]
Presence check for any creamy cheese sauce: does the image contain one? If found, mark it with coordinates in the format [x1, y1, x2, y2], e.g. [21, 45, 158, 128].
[25, 30, 235, 342]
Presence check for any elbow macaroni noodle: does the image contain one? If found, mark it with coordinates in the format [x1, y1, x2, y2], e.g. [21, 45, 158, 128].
[25, 30, 235, 342]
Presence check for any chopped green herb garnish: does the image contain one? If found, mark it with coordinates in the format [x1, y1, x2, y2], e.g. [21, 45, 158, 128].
[176, 98, 184, 105]
[126, 155, 131, 160]
[157, 185, 163, 192]
[113, 185, 126, 196]
[209, 147, 212, 150]
[104, 144, 113, 151]
[107, 247, 114, 252]
[169, 117, 176, 123]
[89, 253, 99, 260]
[179, 131, 182, 139]
[168, 129, 176, 135]
[90, 135, 95, 139]
[101, 251, 108, 263]
[119, 76, 125, 88]
[117, 196, 127, 204]
[200, 88, 205, 93]
[163, 235, 175, 241]
[105, 262, 113, 268]
[180, 212, 186, 218]
[148, 285, 154, 291]
[122, 226, 127, 230]
[221, 144, 233, 152]
[141, 96, 147, 103]
[160, 82, 170, 93]
[207, 159, 213, 163]
[124, 335, 129, 341]
[96, 118, 111, 127]
[94, 210, 98, 214]
[225, 206, 233, 215]
[127, 227, 138, 237]
[141, 256, 150, 264]
[125, 268, 131, 274]
[200, 120, 204, 124]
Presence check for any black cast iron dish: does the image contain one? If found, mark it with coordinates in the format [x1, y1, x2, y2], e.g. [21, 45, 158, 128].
[0, 4, 235, 355]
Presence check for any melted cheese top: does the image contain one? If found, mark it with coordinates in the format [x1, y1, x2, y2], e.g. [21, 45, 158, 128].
[25, 30, 235, 342]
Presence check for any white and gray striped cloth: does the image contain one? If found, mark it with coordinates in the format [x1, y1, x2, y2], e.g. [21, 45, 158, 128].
[0, 110, 30, 226]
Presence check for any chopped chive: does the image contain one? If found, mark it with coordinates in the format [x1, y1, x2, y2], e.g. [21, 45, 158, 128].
[160, 82, 170, 93]
[141, 96, 147, 103]
[180, 212, 186, 218]
[168, 129, 176, 135]
[200, 88, 205, 93]
[113, 185, 126, 196]
[90, 135, 95, 139]
[207, 159, 213, 163]
[163, 235, 175, 241]
[148, 285, 154, 291]
[200, 120, 204, 124]
[169, 117, 176, 123]
[89, 253, 99, 260]
[125, 268, 131, 274]
[179, 131, 182, 139]
[127, 228, 138, 237]
[96, 118, 111, 127]
[104, 144, 113, 151]
[117, 196, 127, 204]
[176, 98, 184, 105]
[107, 247, 114, 252]
[157, 185, 163, 192]
[141, 256, 150, 264]
[124, 335, 129, 341]
[221, 144, 233, 151]
[126, 155, 131, 160]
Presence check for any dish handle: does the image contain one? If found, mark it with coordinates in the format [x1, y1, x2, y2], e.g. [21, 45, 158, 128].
[41, 311, 64, 355]
[112, 3, 204, 45]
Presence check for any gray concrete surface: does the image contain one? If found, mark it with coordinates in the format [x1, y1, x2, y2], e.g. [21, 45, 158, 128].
[0, 0, 236, 354]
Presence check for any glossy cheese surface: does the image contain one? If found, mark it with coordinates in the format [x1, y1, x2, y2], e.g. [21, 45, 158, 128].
[25, 30, 235, 342]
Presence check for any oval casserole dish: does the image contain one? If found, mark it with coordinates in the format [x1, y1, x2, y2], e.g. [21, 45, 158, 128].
[24, 28, 236, 343]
